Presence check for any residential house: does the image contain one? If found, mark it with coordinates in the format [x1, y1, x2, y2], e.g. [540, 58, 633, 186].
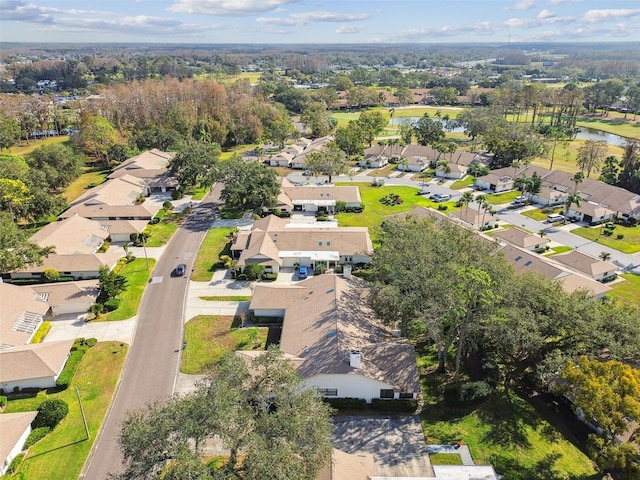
[272, 179, 362, 214]
[435, 151, 477, 179]
[360, 144, 390, 168]
[0, 340, 74, 391]
[269, 151, 294, 167]
[474, 166, 551, 193]
[0, 282, 50, 348]
[493, 228, 550, 252]
[553, 251, 617, 282]
[29, 215, 109, 255]
[32, 280, 99, 316]
[231, 215, 373, 273]
[247, 274, 421, 402]
[499, 244, 610, 299]
[450, 206, 498, 230]
[0, 411, 39, 475]
[396, 145, 431, 172]
[6, 252, 121, 282]
[100, 219, 149, 243]
[108, 149, 178, 193]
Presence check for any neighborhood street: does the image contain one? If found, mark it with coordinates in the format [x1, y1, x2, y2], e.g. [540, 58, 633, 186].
[81, 187, 221, 479]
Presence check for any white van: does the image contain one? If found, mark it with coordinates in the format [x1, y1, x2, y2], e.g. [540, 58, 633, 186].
[547, 213, 565, 223]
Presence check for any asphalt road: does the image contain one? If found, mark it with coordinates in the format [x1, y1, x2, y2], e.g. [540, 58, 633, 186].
[81, 186, 222, 479]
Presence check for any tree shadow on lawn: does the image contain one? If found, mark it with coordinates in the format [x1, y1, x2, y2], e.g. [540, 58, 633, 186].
[490, 452, 572, 480]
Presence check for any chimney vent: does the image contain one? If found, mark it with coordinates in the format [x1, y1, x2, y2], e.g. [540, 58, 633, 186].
[349, 349, 361, 369]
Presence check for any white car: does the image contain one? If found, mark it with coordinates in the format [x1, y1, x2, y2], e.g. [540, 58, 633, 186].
[513, 195, 527, 204]
[432, 194, 451, 202]
[547, 213, 565, 223]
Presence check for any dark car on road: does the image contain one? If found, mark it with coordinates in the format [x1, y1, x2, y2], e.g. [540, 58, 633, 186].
[175, 264, 187, 276]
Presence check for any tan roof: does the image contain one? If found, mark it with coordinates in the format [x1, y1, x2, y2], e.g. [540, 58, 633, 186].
[0, 340, 74, 383]
[494, 228, 550, 248]
[101, 220, 149, 235]
[16, 252, 121, 274]
[69, 174, 146, 207]
[282, 185, 361, 204]
[29, 215, 109, 255]
[450, 206, 497, 226]
[574, 201, 616, 218]
[316, 449, 376, 480]
[59, 203, 157, 220]
[252, 275, 420, 394]
[477, 165, 551, 187]
[0, 283, 49, 347]
[559, 273, 611, 297]
[401, 144, 440, 161]
[32, 280, 99, 308]
[553, 250, 617, 277]
[111, 149, 175, 172]
[0, 411, 39, 464]
[451, 151, 477, 166]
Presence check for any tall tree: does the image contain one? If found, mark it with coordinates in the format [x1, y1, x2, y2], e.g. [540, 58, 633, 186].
[576, 140, 607, 178]
[599, 155, 620, 185]
[28, 143, 85, 191]
[0, 178, 32, 221]
[168, 140, 221, 189]
[413, 114, 445, 148]
[564, 171, 584, 218]
[618, 140, 640, 194]
[300, 102, 336, 138]
[216, 156, 279, 211]
[0, 115, 21, 150]
[79, 114, 117, 165]
[304, 141, 351, 183]
[334, 124, 366, 156]
[115, 349, 333, 480]
[0, 211, 54, 272]
[355, 111, 388, 147]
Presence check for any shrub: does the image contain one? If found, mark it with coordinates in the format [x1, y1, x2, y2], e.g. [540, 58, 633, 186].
[443, 381, 493, 407]
[97, 241, 110, 253]
[437, 204, 448, 211]
[0, 395, 7, 408]
[30, 321, 51, 344]
[162, 200, 173, 210]
[219, 255, 232, 268]
[149, 216, 160, 224]
[335, 200, 347, 213]
[243, 263, 265, 280]
[323, 397, 367, 410]
[371, 398, 418, 412]
[171, 189, 184, 200]
[616, 234, 624, 240]
[237, 274, 248, 281]
[262, 273, 278, 281]
[7, 453, 25, 474]
[34, 399, 69, 429]
[43, 268, 60, 282]
[84, 338, 98, 348]
[56, 350, 86, 389]
[103, 298, 121, 312]
[25, 426, 51, 448]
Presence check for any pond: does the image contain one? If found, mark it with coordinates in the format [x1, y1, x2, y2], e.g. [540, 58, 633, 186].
[389, 117, 631, 147]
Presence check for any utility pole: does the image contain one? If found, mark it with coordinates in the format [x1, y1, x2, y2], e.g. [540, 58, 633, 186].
[76, 387, 90, 440]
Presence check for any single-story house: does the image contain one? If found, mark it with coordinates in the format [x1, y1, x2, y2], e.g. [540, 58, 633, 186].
[6, 252, 121, 282]
[0, 339, 74, 391]
[29, 215, 109, 255]
[435, 162, 468, 179]
[399, 144, 443, 172]
[0, 411, 39, 476]
[108, 149, 178, 193]
[247, 274, 421, 402]
[450, 206, 498, 230]
[59, 204, 158, 222]
[493, 227, 550, 252]
[231, 215, 373, 273]
[67, 174, 147, 207]
[566, 201, 616, 224]
[474, 166, 550, 193]
[499, 244, 610, 299]
[360, 144, 391, 168]
[274, 181, 362, 214]
[100, 219, 149, 243]
[0, 282, 50, 348]
[269, 152, 294, 167]
[290, 136, 335, 170]
[32, 280, 100, 317]
[553, 250, 617, 282]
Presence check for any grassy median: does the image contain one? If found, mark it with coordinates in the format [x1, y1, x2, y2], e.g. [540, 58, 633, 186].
[191, 227, 235, 281]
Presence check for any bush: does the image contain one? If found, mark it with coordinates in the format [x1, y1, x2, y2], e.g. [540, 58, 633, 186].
[84, 338, 98, 348]
[371, 398, 418, 412]
[323, 397, 367, 410]
[162, 200, 173, 210]
[262, 273, 278, 281]
[243, 263, 265, 280]
[56, 349, 86, 389]
[443, 381, 493, 407]
[103, 298, 121, 312]
[7, 453, 25, 474]
[97, 241, 110, 253]
[616, 234, 624, 240]
[30, 321, 51, 344]
[171, 189, 184, 200]
[24, 426, 51, 448]
[34, 399, 69, 429]
[0, 395, 7, 408]
[43, 268, 60, 282]
[437, 204, 448, 211]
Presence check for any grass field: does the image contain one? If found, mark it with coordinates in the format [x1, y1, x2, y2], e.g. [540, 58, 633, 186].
[522, 207, 563, 222]
[482, 190, 523, 205]
[4, 342, 127, 480]
[334, 183, 458, 232]
[576, 115, 640, 141]
[192, 227, 235, 281]
[4, 136, 70, 157]
[418, 349, 597, 479]
[545, 245, 573, 256]
[609, 273, 640, 308]
[450, 176, 475, 190]
[62, 169, 109, 202]
[180, 315, 268, 374]
[105, 258, 156, 321]
[185, 185, 209, 200]
[570, 224, 640, 254]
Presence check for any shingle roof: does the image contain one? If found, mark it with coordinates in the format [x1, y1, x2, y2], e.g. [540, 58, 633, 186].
[59, 203, 157, 220]
[450, 206, 497, 226]
[32, 280, 99, 308]
[251, 275, 420, 394]
[0, 411, 39, 465]
[282, 185, 361, 204]
[69, 174, 146, 207]
[0, 340, 74, 383]
[16, 252, 121, 274]
[0, 283, 49, 347]
[553, 250, 617, 277]
[29, 215, 109, 255]
[494, 228, 550, 249]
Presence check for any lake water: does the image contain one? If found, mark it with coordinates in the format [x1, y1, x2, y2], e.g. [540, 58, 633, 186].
[388, 117, 631, 147]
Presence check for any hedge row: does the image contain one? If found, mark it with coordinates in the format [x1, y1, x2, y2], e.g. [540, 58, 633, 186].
[56, 350, 85, 389]
[25, 426, 51, 448]
[30, 321, 51, 344]
[371, 398, 418, 413]
[324, 397, 367, 410]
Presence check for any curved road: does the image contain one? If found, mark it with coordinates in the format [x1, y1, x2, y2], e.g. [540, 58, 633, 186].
[82, 187, 221, 479]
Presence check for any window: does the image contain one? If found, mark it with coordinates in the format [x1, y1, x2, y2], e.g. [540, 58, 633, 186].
[327, 241, 331, 246]
[319, 388, 338, 397]
[318, 241, 322, 246]
[515, 255, 522, 261]
[399, 392, 414, 399]
[380, 389, 394, 399]
[524, 261, 533, 266]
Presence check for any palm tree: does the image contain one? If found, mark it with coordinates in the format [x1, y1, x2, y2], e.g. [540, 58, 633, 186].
[460, 191, 475, 213]
[564, 171, 585, 218]
[599, 251, 612, 261]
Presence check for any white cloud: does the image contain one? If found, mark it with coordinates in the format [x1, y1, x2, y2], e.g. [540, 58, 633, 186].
[257, 10, 369, 27]
[582, 9, 640, 24]
[256, 16, 297, 26]
[336, 25, 363, 34]
[506, 0, 535, 11]
[549, 0, 583, 4]
[538, 9, 554, 19]
[167, 0, 301, 16]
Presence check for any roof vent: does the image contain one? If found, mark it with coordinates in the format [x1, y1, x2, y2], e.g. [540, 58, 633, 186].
[350, 349, 361, 369]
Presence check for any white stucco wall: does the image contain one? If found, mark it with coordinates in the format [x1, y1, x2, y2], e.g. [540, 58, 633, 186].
[51, 302, 93, 316]
[304, 373, 399, 402]
[1, 375, 57, 393]
[1, 424, 31, 476]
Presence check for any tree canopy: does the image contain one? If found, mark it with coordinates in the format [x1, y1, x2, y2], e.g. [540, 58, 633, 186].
[168, 140, 221, 189]
[216, 156, 280, 211]
[114, 349, 333, 480]
[304, 141, 351, 183]
[0, 211, 54, 272]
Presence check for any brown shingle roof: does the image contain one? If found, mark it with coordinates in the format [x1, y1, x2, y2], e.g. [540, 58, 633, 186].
[16, 252, 121, 275]
[0, 283, 49, 347]
[32, 280, 99, 308]
[0, 340, 74, 383]
[553, 250, 617, 277]
[0, 411, 39, 465]
[494, 228, 550, 249]
[29, 215, 109, 255]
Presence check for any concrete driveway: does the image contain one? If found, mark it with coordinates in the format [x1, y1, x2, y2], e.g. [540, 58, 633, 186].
[45, 314, 135, 344]
[333, 415, 433, 477]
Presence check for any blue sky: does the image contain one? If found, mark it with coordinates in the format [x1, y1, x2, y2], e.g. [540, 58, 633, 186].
[1, 0, 639, 44]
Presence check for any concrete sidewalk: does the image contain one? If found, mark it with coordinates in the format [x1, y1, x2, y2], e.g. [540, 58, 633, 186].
[45, 314, 136, 344]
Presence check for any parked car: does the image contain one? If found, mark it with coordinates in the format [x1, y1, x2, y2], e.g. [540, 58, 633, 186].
[432, 194, 451, 202]
[298, 265, 308, 279]
[513, 195, 527, 204]
[417, 188, 430, 196]
[547, 213, 565, 223]
[175, 264, 187, 276]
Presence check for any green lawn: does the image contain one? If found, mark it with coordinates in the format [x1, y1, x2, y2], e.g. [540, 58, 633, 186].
[62, 169, 109, 203]
[609, 273, 640, 308]
[199, 295, 252, 301]
[105, 258, 156, 321]
[4, 342, 127, 480]
[180, 315, 268, 374]
[570, 224, 640, 254]
[576, 116, 640, 141]
[450, 176, 475, 190]
[545, 245, 573, 256]
[191, 227, 235, 281]
[185, 185, 209, 200]
[522, 207, 563, 222]
[429, 453, 463, 466]
[482, 190, 523, 205]
[145, 219, 179, 247]
[335, 183, 458, 233]
[4, 136, 70, 157]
